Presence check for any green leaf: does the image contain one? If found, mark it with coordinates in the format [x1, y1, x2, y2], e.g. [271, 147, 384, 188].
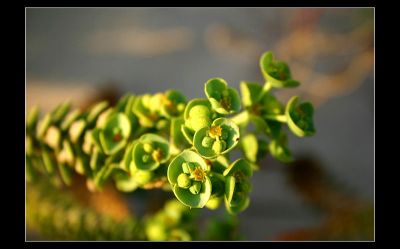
[27, 106, 40, 132]
[58, 163, 73, 186]
[121, 141, 137, 172]
[94, 163, 120, 188]
[260, 51, 300, 88]
[51, 101, 71, 124]
[37, 113, 52, 139]
[26, 136, 34, 156]
[209, 174, 225, 197]
[44, 126, 61, 150]
[210, 156, 230, 174]
[87, 101, 109, 125]
[260, 93, 284, 115]
[225, 175, 236, 204]
[90, 147, 105, 171]
[223, 158, 253, 178]
[240, 81, 263, 108]
[116, 94, 136, 113]
[60, 109, 81, 131]
[42, 148, 56, 174]
[241, 134, 258, 163]
[170, 117, 188, 153]
[91, 128, 105, 153]
[265, 120, 282, 139]
[223, 159, 252, 215]
[123, 95, 139, 137]
[69, 119, 87, 144]
[285, 96, 316, 137]
[26, 156, 36, 182]
[268, 133, 294, 163]
[225, 195, 250, 215]
[73, 144, 92, 177]
[204, 78, 241, 114]
[256, 139, 268, 163]
[96, 108, 115, 129]
[114, 171, 140, 192]
[181, 125, 195, 145]
[57, 139, 75, 166]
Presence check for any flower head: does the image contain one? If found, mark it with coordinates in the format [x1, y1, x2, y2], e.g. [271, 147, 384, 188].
[193, 118, 240, 159]
[167, 150, 212, 208]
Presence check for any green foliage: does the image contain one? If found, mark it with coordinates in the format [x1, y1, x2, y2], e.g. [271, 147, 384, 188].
[144, 200, 197, 241]
[26, 51, 316, 224]
[26, 181, 144, 240]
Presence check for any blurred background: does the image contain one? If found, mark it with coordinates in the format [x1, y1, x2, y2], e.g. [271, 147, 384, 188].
[26, 8, 374, 241]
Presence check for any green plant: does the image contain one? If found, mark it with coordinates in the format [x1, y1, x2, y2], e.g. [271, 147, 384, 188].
[26, 51, 316, 240]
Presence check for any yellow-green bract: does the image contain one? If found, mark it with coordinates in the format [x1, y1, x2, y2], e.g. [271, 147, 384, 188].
[223, 159, 253, 215]
[181, 98, 214, 144]
[285, 96, 316, 137]
[167, 150, 212, 208]
[259, 51, 300, 88]
[204, 78, 241, 114]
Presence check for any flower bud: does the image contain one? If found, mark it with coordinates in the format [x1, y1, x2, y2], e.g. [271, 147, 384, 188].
[143, 143, 154, 153]
[189, 181, 202, 195]
[212, 140, 226, 154]
[201, 136, 214, 148]
[177, 173, 191, 189]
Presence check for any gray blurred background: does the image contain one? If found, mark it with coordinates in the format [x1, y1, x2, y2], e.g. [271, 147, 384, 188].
[26, 8, 374, 240]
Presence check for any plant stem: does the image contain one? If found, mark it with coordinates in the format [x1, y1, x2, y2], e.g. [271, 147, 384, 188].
[256, 81, 272, 102]
[211, 172, 226, 182]
[230, 111, 249, 126]
[264, 114, 287, 123]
